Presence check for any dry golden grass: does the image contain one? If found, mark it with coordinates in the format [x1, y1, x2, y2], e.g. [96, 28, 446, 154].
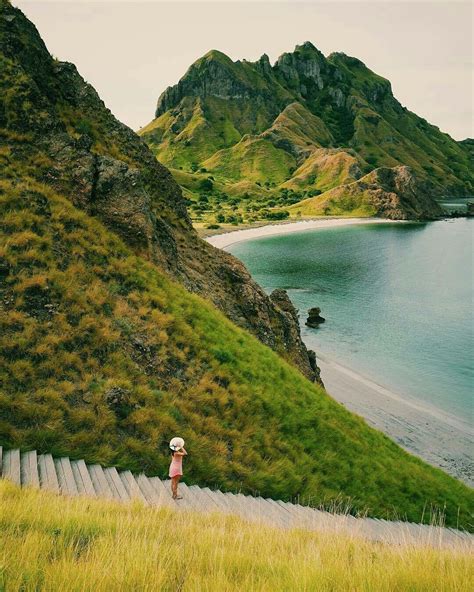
[0, 480, 472, 592]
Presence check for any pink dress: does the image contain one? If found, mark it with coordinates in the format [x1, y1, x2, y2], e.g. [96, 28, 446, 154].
[169, 453, 183, 478]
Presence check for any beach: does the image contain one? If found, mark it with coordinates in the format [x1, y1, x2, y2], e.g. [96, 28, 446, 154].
[206, 217, 407, 249]
[205, 217, 473, 486]
[318, 354, 473, 486]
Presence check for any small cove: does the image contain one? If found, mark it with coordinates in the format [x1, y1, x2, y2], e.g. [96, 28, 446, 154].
[228, 218, 473, 424]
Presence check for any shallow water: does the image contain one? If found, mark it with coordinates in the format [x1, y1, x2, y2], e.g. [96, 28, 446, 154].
[229, 218, 473, 421]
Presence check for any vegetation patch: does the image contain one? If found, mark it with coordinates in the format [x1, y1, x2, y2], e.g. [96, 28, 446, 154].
[0, 481, 472, 592]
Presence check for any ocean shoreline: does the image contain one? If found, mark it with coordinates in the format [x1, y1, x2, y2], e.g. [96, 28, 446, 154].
[204, 218, 473, 487]
[205, 217, 410, 249]
[317, 353, 473, 487]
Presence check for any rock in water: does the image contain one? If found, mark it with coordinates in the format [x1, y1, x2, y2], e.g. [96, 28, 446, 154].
[306, 307, 326, 328]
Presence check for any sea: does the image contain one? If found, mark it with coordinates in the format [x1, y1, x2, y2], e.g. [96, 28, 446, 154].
[228, 218, 473, 422]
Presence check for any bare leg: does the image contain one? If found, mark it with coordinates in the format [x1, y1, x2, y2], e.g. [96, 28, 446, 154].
[171, 476, 176, 498]
[171, 476, 181, 499]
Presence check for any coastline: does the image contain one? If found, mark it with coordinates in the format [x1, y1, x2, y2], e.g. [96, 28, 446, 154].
[205, 217, 409, 249]
[317, 353, 473, 487]
[204, 217, 473, 486]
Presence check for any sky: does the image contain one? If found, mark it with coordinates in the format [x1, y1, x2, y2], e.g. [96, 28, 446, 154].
[16, 1, 473, 140]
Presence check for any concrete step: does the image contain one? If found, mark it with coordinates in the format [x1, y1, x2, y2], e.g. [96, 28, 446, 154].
[173, 482, 198, 511]
[136, 474, 160, 505]
[162, 479, 198, 510]
[20, 450, 40, 488]
[70, 459, 96, 497]
[222, 492, 248, 517]
[0, 445, 472, 550]
[87, 464, 114, 499]
[54, 457, 78, 496]
[203, 488, 232, 513]
[148, 476, 174, 508]
[188, 485, 219, 513]
[37, 454, 60, 493]
[254, 496, 286, 526]
[104, 467, 130, 502]
[266, 498, 293, 528]
[200, 487, 227, 512]
[228, 493, 275, 525]
[2, 449, 21, 486]
[119, 471, 147, 504]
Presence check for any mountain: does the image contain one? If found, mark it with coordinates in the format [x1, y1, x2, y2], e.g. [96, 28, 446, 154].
[1, 0, 473, 528]
[0, 1, 317, 383]
[140, 43, 472, 224]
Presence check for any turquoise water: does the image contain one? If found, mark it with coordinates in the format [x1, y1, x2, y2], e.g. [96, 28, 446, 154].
[229, 219, 473, 421]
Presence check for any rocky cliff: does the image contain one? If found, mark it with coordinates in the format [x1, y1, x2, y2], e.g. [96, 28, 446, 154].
[141, 42, 472, 223]
[0, 0, 319, 381]
[290, 165, 444, 219]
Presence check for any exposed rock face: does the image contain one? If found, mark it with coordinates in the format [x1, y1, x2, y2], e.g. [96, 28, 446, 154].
[292, 165, 444, 219]
[344, 166, 442, 220]
[362, 166, 444, 220]
[274, 42, 330, 92]
[270, 289, 323, 384]
[0, 0, 319, 382]
[155, 50, 284, 120]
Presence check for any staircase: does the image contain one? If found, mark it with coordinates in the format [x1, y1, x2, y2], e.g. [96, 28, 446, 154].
[1, 446, 472, 549]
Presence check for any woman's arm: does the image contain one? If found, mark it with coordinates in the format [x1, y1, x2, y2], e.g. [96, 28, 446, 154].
[178, 448, 187, 456]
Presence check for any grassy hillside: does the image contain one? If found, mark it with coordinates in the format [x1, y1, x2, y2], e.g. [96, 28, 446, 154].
[0, 0, 322, 382]
[289, 166, 444, 219]
[1, 176, 473, 528]
[141, 43, 472, 225]
[1, 481, 472, 592]
[1, 0, 472, 531]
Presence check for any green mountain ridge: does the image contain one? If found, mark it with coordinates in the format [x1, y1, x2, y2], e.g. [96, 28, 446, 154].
[141, 42, 472, 224]
[1, 1, 473, 529]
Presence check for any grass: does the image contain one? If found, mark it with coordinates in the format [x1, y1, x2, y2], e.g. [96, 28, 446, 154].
[1, 177, 473, 529]
[2, 1, 473, 534]
[0, 480, 472, 592]
[203, 137, 296, 184]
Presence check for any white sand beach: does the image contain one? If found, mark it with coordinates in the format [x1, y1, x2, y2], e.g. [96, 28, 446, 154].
[206, 217, 407, 249]
[205, 218, 473, 486]
[317, 354, 473, 486]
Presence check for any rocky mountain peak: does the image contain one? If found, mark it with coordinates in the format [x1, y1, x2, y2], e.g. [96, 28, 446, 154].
[297, 40, 316, 49]
[155, 49, 258, 118]
[256, 52, 272, 75]
[274, 42, 330, 91]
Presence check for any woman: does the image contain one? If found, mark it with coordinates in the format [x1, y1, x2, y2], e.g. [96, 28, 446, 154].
[169, 436, 187, 500]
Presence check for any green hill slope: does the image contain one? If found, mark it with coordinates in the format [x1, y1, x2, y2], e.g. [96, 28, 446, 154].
[2, 175, 473, 527]
[0, 0, 319, 383]
[141, 43, 472, 225]
[0, 0, 472, 528]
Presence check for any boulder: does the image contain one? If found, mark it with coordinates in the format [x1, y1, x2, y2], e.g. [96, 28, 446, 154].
[306, 307, 325, 328]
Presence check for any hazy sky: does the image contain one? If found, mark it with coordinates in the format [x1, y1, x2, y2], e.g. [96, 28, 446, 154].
[16, 1, 473, 139]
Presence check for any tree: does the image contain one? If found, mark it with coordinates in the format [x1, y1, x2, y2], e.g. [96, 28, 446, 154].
[199, 178, 214, 192]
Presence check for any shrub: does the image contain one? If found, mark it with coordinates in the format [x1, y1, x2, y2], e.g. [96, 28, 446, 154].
[264, 210, 290, 220]
[199, 178, 214, 192]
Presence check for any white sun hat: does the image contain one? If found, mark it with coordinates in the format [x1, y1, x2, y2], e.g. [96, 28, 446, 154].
[169, 437, 184, 451]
